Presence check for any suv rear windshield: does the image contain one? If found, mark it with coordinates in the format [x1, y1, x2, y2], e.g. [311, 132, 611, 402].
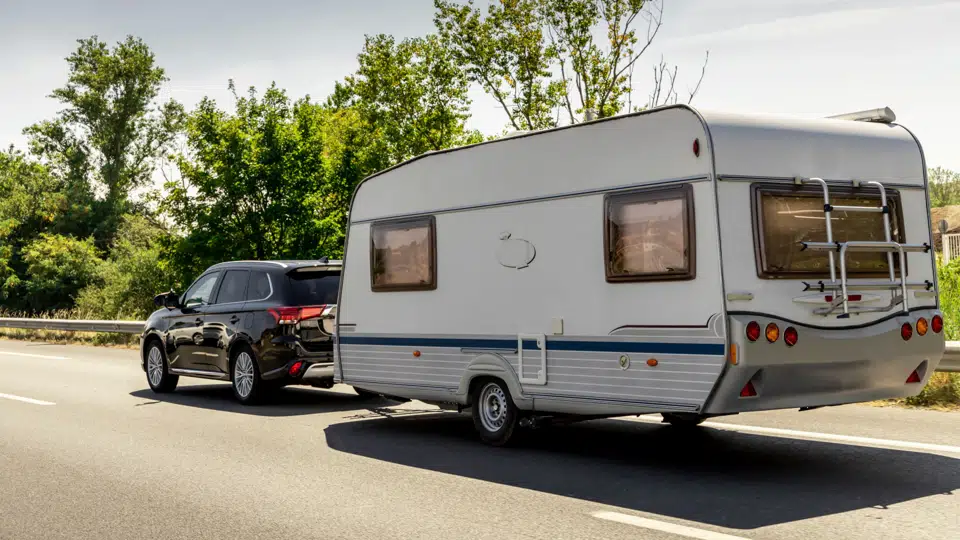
[287, 270, 341, 305]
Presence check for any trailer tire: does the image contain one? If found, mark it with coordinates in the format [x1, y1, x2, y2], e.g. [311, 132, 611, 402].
[662, 412, 706, 428]
[471, 379, 519, 446]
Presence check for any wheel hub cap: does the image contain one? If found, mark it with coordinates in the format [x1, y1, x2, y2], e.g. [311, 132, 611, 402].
[479, 383, 508, 432]
[235, 352, 254, 398]
[147, 347, 164, 387]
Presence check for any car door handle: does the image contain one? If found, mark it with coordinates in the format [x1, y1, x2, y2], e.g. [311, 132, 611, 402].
[229, 316, 240, 324]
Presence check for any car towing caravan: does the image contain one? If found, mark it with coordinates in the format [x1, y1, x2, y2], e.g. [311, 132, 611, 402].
[333, 104, 946, 446]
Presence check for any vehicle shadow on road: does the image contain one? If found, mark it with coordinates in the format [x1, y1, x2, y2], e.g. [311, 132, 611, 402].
[129, 384, 391, 417]
[324, 412, 959, 530]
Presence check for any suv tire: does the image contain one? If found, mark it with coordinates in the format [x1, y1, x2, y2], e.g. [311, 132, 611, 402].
[231, 345, 264, 405]
[145, 341, 179, 393]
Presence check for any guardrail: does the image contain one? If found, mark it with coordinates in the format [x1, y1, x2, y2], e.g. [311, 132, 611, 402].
[0, 318, 144, 334]
[0, 317, 957, 372]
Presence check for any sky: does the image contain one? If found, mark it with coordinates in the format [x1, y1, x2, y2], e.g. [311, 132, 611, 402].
[1, 0, 959, 171]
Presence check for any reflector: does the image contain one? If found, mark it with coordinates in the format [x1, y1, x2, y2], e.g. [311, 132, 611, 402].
[906, 370, 921, 384]
[739, 380, 758, 398]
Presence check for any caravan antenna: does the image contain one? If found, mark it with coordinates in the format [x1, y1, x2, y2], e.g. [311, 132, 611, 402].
[827, 107, 896, 124]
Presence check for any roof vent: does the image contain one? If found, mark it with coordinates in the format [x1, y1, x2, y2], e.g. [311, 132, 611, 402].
[827, 107, 896, 124]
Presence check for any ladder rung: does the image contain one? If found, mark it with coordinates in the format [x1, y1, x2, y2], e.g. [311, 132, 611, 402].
[829, 205, 885, 214]
[803, 280, 934, 292]
[801, 242, 931, 254]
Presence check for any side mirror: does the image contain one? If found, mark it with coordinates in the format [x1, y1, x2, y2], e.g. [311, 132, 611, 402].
[154, 291, 180, 310]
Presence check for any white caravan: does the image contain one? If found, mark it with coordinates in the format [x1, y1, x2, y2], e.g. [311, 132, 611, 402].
[333, 105, 945, 445]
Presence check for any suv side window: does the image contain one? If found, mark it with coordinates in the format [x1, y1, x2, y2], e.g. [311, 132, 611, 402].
[182, 272, 221, 308]
[214, 270, 249, 304]
[246, 271, 272, 301]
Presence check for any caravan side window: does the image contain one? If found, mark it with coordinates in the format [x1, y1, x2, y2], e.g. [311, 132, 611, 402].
[604, 184, 695, 282]
[370, 216, 437, 291]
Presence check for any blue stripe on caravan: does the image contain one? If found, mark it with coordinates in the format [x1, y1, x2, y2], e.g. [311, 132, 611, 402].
[338, 335, 724, 356]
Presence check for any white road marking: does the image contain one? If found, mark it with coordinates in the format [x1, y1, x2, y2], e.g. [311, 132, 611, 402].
[592, 511, 750, 540]
[633, 416, 960, 455]
[0, 392, 56, 406]
[0, 350, 70, 360]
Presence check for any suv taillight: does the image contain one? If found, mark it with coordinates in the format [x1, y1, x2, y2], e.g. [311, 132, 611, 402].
[268, 305, 328, 325]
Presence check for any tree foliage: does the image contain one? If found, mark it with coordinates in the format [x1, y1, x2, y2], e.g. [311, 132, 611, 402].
[334, 33, 483, 166]
[162, 83, 372, 284]
[24, 35, 184, 247]
[929, 167, 960, 208]
[76, 214, 173, 319]
[20, 234, 102, 312]
[435, 0, 707, 130]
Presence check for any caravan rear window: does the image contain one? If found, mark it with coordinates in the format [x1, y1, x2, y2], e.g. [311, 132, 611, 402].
[604, 184, 695, 282]
[370, 216, 437, 291]
[754, 185, 904, 277]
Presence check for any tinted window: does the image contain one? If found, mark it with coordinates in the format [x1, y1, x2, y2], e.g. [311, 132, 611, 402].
[246, 271, 272, 301]
[288, 271, 340, 305]
[756, 187, 902, 276]
[370, 216, 436, 291]
[182, 272, 220, 307]
[215, 270, 249, 304]
[605, 185, 694, 281]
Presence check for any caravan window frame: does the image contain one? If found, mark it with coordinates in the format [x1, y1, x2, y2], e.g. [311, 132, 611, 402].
[369, 215, 438, 292]
[603, 183, 696, 283]
[751, 182, 906, 279]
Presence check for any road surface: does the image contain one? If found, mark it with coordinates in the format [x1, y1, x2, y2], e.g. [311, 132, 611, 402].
[1, 339, 958, 540]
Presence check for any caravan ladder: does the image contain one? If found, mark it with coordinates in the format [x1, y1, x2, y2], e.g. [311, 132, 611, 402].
[797, 177, 932, 318]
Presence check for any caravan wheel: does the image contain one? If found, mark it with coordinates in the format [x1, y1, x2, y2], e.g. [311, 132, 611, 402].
[471, 380, 519, 446]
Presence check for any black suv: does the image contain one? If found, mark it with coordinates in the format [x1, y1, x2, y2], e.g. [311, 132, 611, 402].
[140, 259, 357, 404]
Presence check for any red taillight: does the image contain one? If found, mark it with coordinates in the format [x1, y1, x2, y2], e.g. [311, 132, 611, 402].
[693, 138, 700, 157]
[932, 315, 943, 334]
[905, 369, 921, 384]
[784, 327, 798, 347]
[739, 380, 758, 398]
[268, 305, 327, 325]
[288, 361, 304, 377]
[901, 322, 913, 341]
[746, 321, 761, 342]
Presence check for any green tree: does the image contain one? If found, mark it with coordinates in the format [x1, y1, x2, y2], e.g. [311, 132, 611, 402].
[0, 147, 67, 304]
[334, 33, 483, 166]
[24, 35, 184, 247]
[434, 0, 708, 130]
[76, 214, 173, 319]
[163, 83, 361, 283]
[929, 167, 960, 208]
[20, 233, 102, 312]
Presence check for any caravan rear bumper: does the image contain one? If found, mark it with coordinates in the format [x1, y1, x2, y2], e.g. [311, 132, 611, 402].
[703, 311, 945, 414]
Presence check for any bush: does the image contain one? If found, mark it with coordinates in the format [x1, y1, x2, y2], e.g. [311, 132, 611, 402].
[21, 233, 102, 312]
[75, 215, 173, 320]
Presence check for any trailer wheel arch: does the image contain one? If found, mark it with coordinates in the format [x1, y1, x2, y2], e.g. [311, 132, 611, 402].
[458, 354, 533, 410]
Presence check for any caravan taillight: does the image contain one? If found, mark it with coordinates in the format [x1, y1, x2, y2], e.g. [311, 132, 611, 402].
[901, 322, 913, 341]
[746, 321, 761, 342]
[765, 323, 780, 343]
[784, 327, 798, 347]
[932, 315, 943, 334]
[916, 317, 928, 336]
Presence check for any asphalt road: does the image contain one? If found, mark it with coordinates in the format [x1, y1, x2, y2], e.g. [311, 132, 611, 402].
[1, 339, 958, 540]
